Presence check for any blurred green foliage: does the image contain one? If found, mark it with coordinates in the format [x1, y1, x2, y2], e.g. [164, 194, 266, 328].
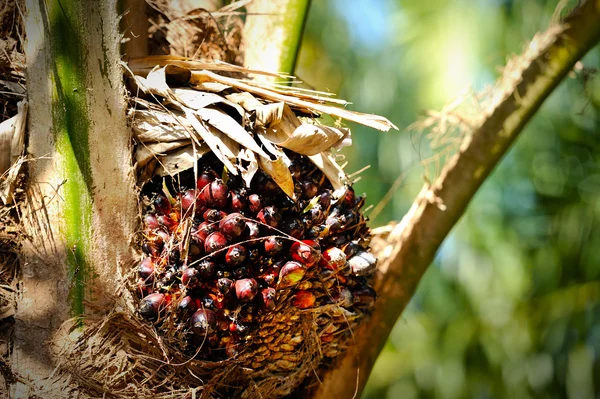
[296, 0, 600, 398]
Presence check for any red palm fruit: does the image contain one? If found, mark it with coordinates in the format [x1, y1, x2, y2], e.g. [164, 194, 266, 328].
[348, 251, 377, 276]
[321, 334, 334, 343]
[199, 179, 230, 208]
[178, 295, 197, 315]
[248, 194, 262, 213]
[204, 231, 228, 254]
[197, 260, 216, 279]
[182, 267, 200, 288]
[319, 247, 347, 270]
[138, 257, 155, 278]
[235, 278, 258, 302]
[245, 221, 261, 245]
[264, 236, 284, 255]
[196, 171, 216, 191]
[153, 195, 171, 214]
[257, 206, 281, 228]
[180, 189, 197, 212]
[219, 213, 246, 240]
[300, 179, 319, 199]
[217, 277, 233, 295]
[230, 190, 247, 212]
[290, 240, 321, 267]
[282, 218, 304, 239]
[136, 278, 152, 296]
[194, 221, 217, 241]
[190, 309, 217, 337]
[203, 208, 227, 222]
[144, 214, 159, 230]
[139, 293, 166, 319]
[278, 261, 306, 287]
[260, 287, 276, 311]
[229, 320, 251, 334]
[352, 286, 376, 307]
[225, 245, 248, 267]
[157, 214, 177, 230]
[292, 290, 315, 309]
[343, 186, 355, 206]
[258, 268, 279, 287]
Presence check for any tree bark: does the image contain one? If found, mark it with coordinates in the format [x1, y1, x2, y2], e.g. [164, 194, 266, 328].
[311, 1, 600, 398]
[14, 1, 137, 396]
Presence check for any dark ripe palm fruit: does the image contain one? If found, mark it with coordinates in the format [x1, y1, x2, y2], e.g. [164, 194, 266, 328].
[245, 221, 261, 245]
[219, 213, 246, 240]
[180, 189, 197, 212]
[292, 290, 315, 309]
[282, 218, 304, 239]
[225, 245, 248, 267]
[352, 286, 376, 307]
[342, 186, 355, 206]
[138, 257, 155, 278]
[300, 179, 319, 199]
[248, 248, 260, 262]
[325, 215, 342, 233]
[319, 247, 347, 270]
[230, 190, 247, 212]
[232, 266, 249, 279]
[260, 287, 276, 311]
[289, 161, 302, 179]
[154, 194, 171, 214]
[178, 295, 198, 315]
[144, 213, 159, 230]
[235, 278, 258, 302]
[290, 240, 321, 267]
[197, 260, 216, 279]
[306, 225, 326, 239]
[199, 179, 230, 208]
[264, 236, 284, 255]
[190, 309, 217, 337]
[203, 208, 227, 222]
[142, 243, 159, 257]
[139, 293, 166, 319]
[181, 267, 200, 288]
[157, 214, 177, 230]
[343, 241, 361, 258]
[303, 204, 325, 226]
[196, 170, 216, 192]
[204, 231, 228, 254]
[248, 194, 262, 213]
[217, 277, 233, 295]
[257, 206, 281, 228]
[194, 221, 217, 241]
[278, 261, 306, 287]
[348, 251, 377, 276]
[319, 190, 332, 209]
[136, 278, 152, 296]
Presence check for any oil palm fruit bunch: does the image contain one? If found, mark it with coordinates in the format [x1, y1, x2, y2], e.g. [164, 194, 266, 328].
[125, 60, 395, 396]
[136, 151, 377, 360]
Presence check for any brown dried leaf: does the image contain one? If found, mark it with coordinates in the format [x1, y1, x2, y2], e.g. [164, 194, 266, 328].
[238, 148, 259, 188]
[260, 104, 301, 143]
[181, 107, 238, 173]
[225, 92, 263, 111]
[308, 152, 347, 190]
[255, 102, 285, 127]
[155, 145, 211, 176]
[277, 124, 350, 156]
[131, 110, 193, 142]
[195, 107, 269, 159]
[135, 140, 190, 167]
[256, 135, 295, 198]
[172, 88, 244, 118]
[145, 66, 173, 99]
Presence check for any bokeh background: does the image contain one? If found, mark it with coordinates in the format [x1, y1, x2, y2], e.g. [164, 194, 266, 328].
[295, 1, 600, 398]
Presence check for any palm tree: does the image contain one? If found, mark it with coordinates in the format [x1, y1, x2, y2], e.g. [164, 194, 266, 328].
[5, 0, 600, 397]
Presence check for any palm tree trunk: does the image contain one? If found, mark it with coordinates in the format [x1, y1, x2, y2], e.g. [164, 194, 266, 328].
[14, 0, 137, 395]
